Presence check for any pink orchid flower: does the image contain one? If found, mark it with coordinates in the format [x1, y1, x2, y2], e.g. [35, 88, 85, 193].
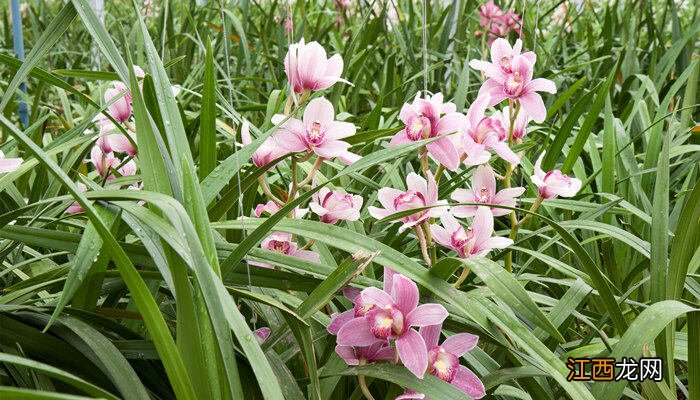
[253, 327, 271, 343]
[254, 200, 308, 219]
[478, 1, 503, 27]
[431, 208, 513, 259]
[284, 39, 350, 93]
[531, 152, 582, 199]
[104, 81, 132, 123]
[327, 269, 397, 335]
[461, 94, 519, 166]
[451, 165, 524, 217]
[98, 132, 137, 156]
[476, 54, 556, 123]
[368, 172, 447, 232]
[397, 324, 486, 399]
[88, 146, 136, 180]
[390, 93, 467, 171]
[337, 273, 449, 378]
[0, 151, 22, 173]
[65, 182, 87, 214]
[310, 187, 363, 224]
[249, 232, 320, 269]
[272, 97, 360, 164]
[469, 38, 535, 78]
[240, 120, 289, 168]
[335, 342, 396, 366]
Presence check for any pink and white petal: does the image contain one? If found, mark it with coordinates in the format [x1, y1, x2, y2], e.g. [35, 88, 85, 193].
[399, 103, 418, 124]
[451, 188, 472, 203]
[450, 205, 478, 218]
[0, 158, 22, 173]
[368, 206, 393, 220]
[391, 274, 420, 315]
[472, 165, 496, 195]
[434, 113, 467, 137]
[482, 236, 514, 250]
[406, 304, 448, 327]
[427, 139, 460, 171]
[338, 151, 361, 165]
[313, 140, 351, 159]
[361, 287, 394, 308]
[472, 207, 495, 244]
[396, 389, 425, 400]
[303, 97, 335, 127]
[383, 267, 397, 292]
[273, 129, 308, 152]
[390, 130, 413, 147]
[467, 93, 491, 128]
[518, 92, 547, 123]
[521, 51, 537, 65]
[309, 201, 329, 217]
[440, 213, 462, 233]
[324, 54, 344, 80]
[334, 345, 359, 365]
[377, 187, 405, 209]
[418, 324, 442, 349]
[373, 346, 397, 362]
[297, 41, 328, 85]
[451, 366, 486, 399]
[294, 249, 321, 263]
[526, 78, 557, 94]
[343, 286, 362, 301]
[489, 140, 520, 165]
[337, 317, 380, 346]
[405, 172, 428, 195]
[327, 310, 356, 334]
[490, 38, 512, 63]
[494, 187, 526, 203]
[430, 224, 452, 247]
[396, 329, 428, 378]
[441, 333, 479, 356]
[326, 121, 357, 140]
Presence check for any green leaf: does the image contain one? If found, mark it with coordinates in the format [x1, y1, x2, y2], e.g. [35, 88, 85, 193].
[199, 39, 217, 180]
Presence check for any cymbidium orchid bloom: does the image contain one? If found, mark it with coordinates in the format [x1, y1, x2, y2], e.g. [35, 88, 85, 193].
[451, 165, 524, 217]
[104, 81, 132, 123]
[531, 152, 582, 199]
[397, 324, 486, 399]
[249, 232, 320, 269]
[327, 269, 396, 335]
[337, 273, 448, 378]
[284, 39, 350, 93]
[240, 120, 289, 168]
[254, 200, 308, 219]
[253, 327, 271, 343]
[462, 94, 520, 166]
[310, 187, 363, 224]
[390, 93, 466, 171]
[98, 131, 137, 156]
[368, 172, 447, 232]
[0, 151, 22, 173]
[478, 0, 503, 27]
[469, 38, 536, 77]
[475, 54, 556, 123]
[88, 146, 136, 180]
[335, 342, 396, 366]
[431, 208, 513, 259]
[272, 97, 360, 164]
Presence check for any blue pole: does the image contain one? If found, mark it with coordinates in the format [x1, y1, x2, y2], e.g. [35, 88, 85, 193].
[10, 0, 29, 128]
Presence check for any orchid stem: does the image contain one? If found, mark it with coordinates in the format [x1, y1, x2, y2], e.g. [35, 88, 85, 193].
[434, 164, 445, 183]
[123, 120, 136, 132]
[300, 239, 315, 250]
[415, 225, 432, 267]
[358, 375, 375, 400]
[297, 156, 324, 188]
[258, 176, 285, 206]
[422, 220, 436, 265]
[453, 265, 471, 288]
[503, 100, 519, 273]
[518, 196, 544, 226]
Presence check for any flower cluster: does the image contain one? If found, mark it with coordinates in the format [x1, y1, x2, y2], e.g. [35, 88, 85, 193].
[477, 0, 524, 44]
[248, 39, 364, 269]
[328, 269, 486, 399]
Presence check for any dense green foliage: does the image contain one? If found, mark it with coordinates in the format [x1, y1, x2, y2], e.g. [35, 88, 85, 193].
[0, 0, 698, 399]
